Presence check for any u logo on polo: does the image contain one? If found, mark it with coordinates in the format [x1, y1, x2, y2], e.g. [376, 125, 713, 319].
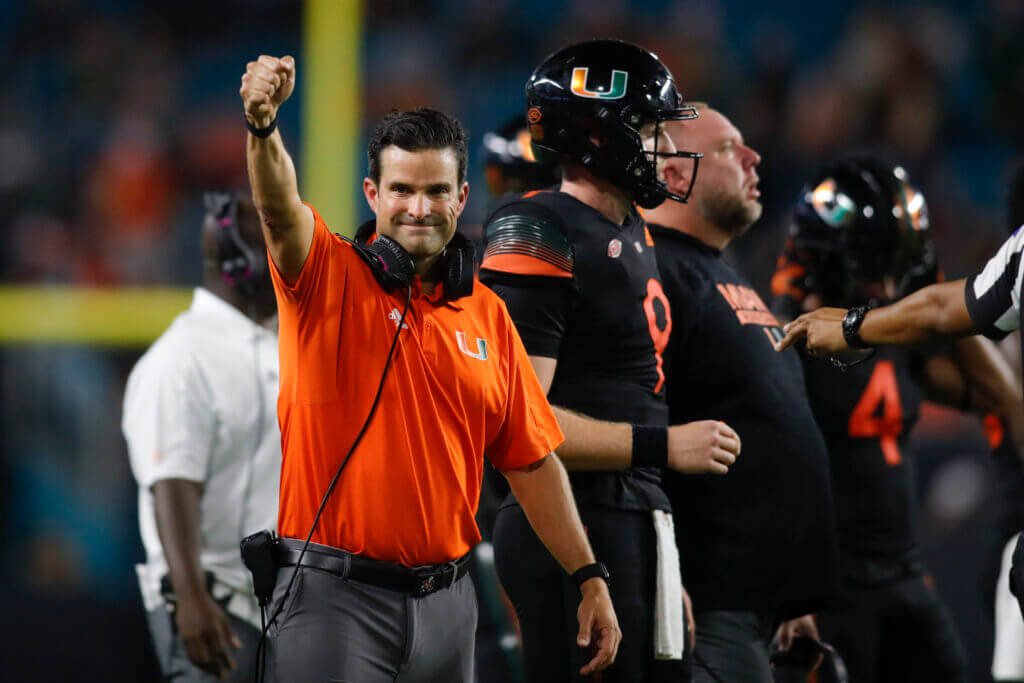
[570, 67, 629, 100]
[456, 331, 488, 360]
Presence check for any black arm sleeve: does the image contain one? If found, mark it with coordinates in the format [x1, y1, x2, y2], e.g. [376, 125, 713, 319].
[480, 271, 574, 358]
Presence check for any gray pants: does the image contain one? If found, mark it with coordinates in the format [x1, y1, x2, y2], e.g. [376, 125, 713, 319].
[271, 565, 477, 683]
[691, 610, 776, 683]
[146, 603, 266, 682]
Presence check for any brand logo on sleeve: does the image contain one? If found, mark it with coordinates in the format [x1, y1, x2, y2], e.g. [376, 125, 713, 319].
[456, 331, 488, 360]
[570, 68, 629, 100]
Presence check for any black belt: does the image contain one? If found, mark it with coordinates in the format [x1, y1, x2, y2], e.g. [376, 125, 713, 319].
[274, 538, 471, 598]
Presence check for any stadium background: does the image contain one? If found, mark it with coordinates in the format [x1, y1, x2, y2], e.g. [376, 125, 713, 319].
[0, 0, 1021, 679]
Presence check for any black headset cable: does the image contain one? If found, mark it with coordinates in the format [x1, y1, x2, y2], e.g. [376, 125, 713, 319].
[254, 285, 412, 683]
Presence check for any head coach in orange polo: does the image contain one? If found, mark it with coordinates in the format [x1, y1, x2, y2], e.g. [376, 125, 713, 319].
[240, 55, 621, 682]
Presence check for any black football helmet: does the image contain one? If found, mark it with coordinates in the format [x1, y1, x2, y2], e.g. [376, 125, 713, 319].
[525, 39, 702, 208]
[789, 156, 936, 306]
[481, 116, 559, 198]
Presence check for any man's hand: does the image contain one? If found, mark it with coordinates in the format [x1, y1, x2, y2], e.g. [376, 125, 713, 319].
[176, 591, 242, 679]
[668, 420, 741, 474]
[682, 584, 696, 651]
[240, 55, 296, 129]
[576, 577, 622, 675]
[775, 613, 822, 671]
[775, 307, 849, 353]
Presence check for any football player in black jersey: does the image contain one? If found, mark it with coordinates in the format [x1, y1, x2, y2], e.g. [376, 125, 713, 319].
[642, 104, 839, 683]
[480, 41, 742, 682]
[468, 116, 563, 683]
[482, 116, 560, 201]
[772, 156, 1022, 682]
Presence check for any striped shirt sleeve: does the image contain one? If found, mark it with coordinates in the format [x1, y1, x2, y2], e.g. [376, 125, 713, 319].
[965, 226, 1024, 339]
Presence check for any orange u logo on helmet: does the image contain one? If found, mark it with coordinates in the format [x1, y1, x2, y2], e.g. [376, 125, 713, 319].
[570, 67, 629, 100]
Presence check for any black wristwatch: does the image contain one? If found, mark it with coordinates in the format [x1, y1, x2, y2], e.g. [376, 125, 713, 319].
[571, 562, 611, 590]
[841, 305, 871, 349]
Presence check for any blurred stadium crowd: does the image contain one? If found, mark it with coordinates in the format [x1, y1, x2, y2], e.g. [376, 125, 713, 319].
[1, 0, 1023, 679]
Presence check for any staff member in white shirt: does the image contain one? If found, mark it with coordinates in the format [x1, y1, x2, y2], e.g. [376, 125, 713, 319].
[123, 193, 280, 681]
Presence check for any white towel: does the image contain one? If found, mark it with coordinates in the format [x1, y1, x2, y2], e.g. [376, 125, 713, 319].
[652, 509, 684, 660]
[993, 532, 1024, 679]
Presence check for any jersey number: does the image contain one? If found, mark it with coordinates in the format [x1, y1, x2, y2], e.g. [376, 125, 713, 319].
[642, 279, 672, 394]
[848, 360, 903, 466]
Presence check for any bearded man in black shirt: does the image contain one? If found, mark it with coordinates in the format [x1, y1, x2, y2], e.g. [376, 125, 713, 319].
[642, 104, 839, 683]
[480, 42, 742, 682]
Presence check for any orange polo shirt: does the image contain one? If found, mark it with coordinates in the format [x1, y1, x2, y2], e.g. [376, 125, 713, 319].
[270, 205, 564, 566]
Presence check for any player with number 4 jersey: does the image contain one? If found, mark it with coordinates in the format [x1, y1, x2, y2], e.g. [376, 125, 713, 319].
[768, 156, 1024, 682]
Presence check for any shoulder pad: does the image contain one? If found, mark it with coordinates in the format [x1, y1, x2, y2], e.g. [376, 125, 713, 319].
[481, 209, 574, 278]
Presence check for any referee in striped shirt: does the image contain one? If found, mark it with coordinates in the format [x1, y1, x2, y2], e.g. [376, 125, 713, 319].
[774, 226, 1024, 618]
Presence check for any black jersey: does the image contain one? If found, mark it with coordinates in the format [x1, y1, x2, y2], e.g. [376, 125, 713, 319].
[986, 413, 1024, 544]
[798, 347, 926, 584]
[479, 190, 671, 512]
[773, 245, 935, 586]
[650, 224, 839, 617]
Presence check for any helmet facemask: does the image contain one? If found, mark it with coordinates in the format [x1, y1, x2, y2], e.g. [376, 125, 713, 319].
[558, 102, 703, 209]
[634, 105, 703, 207]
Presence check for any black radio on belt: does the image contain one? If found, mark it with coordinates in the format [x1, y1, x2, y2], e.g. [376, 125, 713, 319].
[241, 529, 277, 607]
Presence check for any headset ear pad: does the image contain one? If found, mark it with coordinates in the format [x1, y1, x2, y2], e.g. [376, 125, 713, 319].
[369, 234, 416, 290]
[351, 221, 416, 291]
[443, 232, 476, 300]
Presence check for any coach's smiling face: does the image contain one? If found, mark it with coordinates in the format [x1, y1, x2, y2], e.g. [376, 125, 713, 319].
[363, 146, 469, 279]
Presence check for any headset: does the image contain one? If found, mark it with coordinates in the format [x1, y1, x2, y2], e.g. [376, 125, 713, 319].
[770, 636, 849, 683]
[690, 636, 848, 683]
[247, 221, 475, 683]
[347, 220, 476, 299]
[203, 192, 267, 299]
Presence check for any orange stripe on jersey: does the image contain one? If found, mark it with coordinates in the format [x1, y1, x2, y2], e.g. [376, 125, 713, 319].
[984, 414, 1005, 450]
[770, 261, 806, 300]
[522, 190, 553, 199]
[481, 253, 573, 278]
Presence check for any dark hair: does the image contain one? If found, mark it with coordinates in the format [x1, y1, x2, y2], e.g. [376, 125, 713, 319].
[367, 108, 469, 185]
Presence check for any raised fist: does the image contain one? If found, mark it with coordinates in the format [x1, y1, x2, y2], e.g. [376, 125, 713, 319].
[240, 55, 296, 130]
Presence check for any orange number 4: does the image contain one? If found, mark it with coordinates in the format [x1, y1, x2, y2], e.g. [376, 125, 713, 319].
[848, 360, 903, 466]
[642, 279, 672, 394]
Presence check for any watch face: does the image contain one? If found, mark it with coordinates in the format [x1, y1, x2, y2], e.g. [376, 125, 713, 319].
[842, 306, 869, 348]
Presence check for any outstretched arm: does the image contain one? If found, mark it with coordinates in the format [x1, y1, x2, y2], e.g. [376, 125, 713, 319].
[502, 454, 621, 675]
[240, 54, 314, 283]
[775, 280, 975, 353]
